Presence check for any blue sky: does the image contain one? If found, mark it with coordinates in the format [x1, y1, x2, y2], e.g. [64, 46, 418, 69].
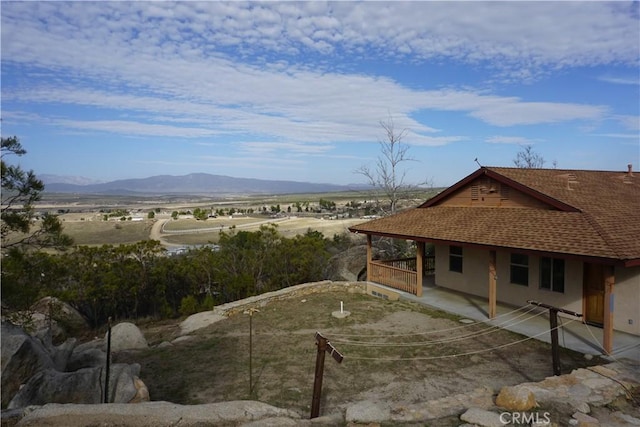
[1, 1, 639, 187]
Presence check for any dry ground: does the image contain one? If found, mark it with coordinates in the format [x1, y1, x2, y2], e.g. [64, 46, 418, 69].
[115, 290, 601, 419]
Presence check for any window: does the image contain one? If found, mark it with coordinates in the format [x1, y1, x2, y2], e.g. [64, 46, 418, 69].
[510, 253, 529, 286]
[449, 245, 463, 273]
[540, 257, 565, 293]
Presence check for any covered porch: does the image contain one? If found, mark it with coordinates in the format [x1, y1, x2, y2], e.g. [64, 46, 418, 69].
[363, 235, 619, 355]
[365, 281, 640, 364]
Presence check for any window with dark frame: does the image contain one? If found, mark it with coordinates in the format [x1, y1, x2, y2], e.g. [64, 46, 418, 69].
[449, 245, 463, 273]
[540, 257, 565, 293]
[510, 253, 529, 286]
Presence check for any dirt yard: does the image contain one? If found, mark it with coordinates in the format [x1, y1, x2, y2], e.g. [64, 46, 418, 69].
[115, 290, 601, 418]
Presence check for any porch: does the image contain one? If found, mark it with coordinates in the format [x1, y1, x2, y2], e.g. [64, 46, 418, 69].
[368, 281, 640, 364]
[368, 256, 435, 296]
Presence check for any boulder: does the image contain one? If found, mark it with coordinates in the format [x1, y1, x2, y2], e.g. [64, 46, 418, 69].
[459, 408, 503, 427]
[345, 400, 391, 423]
[179, 311, 225, 336]
[67, 347, 107, 371]
[108, 322, 148, 352]
[14, 400, 300, 427]
[1, 321, 54, 408]
[30, 296, 89, 338]
[324, 245, 379, 282]
[495, 385, 538, 411]
[8, 363, 144, 409]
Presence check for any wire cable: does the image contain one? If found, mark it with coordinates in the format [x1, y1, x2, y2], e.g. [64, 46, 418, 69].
[342, 317, 579, 361]
[581, 320, 640, 368]
[328, 308, 548, 347]
[326, 303, 538, 339]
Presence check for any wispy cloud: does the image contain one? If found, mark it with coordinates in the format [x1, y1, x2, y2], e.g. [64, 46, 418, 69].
[486, 136, 540, 145]
[598, 75, 640, 85]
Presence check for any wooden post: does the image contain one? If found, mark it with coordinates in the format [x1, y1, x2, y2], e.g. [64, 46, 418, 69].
[104, 317, 112, 403]
[488, 251, 497, 319]
[244, 308, 260, 397]
[310, 334, 327, 419]
[366, 235, 372, 282]
[416, 242, 424, 297]
[549, 309, 561, 376]
[528, 301, 582, 376]
[603, 267, 615, 354]
[310, 332, 343, 419]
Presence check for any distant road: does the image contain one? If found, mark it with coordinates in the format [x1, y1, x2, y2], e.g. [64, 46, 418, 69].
[148, 217, 291, 247]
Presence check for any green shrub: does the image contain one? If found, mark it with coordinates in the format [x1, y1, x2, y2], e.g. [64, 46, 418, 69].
[179, 295, 199, 316]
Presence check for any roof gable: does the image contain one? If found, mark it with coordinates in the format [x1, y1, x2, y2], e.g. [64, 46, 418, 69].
[419, 168, 579, 211]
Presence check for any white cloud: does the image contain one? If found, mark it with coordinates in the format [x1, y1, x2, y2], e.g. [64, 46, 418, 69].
[485, 136, 539, 145]
[598, 76, 640, 85]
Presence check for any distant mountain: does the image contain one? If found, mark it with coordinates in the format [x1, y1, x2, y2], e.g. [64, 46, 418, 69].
[43, 173, 366, 195]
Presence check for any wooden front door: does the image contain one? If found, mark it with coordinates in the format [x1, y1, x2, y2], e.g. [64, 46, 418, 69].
[583, 263, 604, 325]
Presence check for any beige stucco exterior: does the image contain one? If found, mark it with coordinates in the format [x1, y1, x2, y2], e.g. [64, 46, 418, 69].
[433, 244, 639, 336]
[613, 265, 640, 335]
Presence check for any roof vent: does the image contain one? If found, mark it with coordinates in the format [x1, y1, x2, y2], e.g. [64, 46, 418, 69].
[556, 173, 578, 190]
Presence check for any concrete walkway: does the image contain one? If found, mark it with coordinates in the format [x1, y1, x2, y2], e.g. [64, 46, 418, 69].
[371, 280, 640, 365]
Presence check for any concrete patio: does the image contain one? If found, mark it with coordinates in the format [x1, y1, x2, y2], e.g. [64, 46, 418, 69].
[369, 280, 640, 365]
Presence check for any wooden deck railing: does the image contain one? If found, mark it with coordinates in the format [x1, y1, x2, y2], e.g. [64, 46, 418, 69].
[369, 256, 435, 295]
[369, 260, 418, 294]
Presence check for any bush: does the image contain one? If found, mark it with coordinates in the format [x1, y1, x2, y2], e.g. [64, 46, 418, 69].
[200, 294, 215, 311]
[179, 295, 199, 316]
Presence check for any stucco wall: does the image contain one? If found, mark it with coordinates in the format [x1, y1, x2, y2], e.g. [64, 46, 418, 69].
[613, 265, 640, 335]
[434, 244, 639, 336]
[435, 245, 489, 298]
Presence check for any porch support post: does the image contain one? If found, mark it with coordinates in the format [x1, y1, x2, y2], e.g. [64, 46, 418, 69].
[488, 250, 497, 319]
[603, 266, 615, 354]
[366, 235, 372, 282]
[416, 241, 424, 297]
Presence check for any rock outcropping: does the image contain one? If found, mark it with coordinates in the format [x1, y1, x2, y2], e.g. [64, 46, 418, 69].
[1, 320, 149, 409]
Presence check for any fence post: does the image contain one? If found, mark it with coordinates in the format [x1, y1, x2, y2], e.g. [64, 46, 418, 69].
[104, 317, 112, 403]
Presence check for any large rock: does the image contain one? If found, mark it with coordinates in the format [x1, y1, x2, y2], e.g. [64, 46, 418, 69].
[30, 297, 89, 341]
[108, 322, 148, 352]
[345, 400, 391, 423]
[179, 311, 226, 336]
[14, 401, 301, 427]
[1, 321, 54, 408]
[324, 245, 380, 282]
[66, 347, 106, 371]
[495, 385, 538, 411]
[459, 408, 503, 427]
[8, 363, 144, 409]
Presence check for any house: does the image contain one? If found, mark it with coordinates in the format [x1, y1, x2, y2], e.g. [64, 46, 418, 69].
[349, 166, 640, 353]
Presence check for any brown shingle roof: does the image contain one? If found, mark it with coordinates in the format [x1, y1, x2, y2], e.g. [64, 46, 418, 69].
[350, 167, 640, 264]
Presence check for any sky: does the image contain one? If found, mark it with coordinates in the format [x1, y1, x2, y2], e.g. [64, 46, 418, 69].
[1, 1, 639, 187]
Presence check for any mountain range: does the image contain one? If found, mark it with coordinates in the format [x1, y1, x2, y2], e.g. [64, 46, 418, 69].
[42, 173, 364, 195]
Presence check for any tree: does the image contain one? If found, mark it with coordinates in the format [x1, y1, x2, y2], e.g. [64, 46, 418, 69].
[513, 145, 545, 168]
[355, 117, 426, 214]
[1, 136, 72, 251]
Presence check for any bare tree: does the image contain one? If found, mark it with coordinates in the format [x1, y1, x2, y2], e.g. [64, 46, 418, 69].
[356, 117, 426, 214]
[513, 145, 545, 168]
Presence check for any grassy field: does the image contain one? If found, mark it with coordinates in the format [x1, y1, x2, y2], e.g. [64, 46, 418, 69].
[61, 219, 154, 246]
[116, 290, 601, 418]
